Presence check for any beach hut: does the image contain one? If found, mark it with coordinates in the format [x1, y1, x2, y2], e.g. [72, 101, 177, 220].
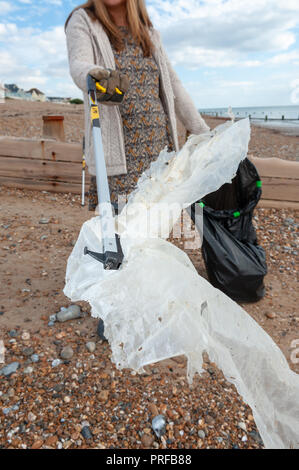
[26, 88, 46, 102]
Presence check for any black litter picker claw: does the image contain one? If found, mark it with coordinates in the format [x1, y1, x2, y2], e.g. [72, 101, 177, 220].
[84, 74, 125, 270]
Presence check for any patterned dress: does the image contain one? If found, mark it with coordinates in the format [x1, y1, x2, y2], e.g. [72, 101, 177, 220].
[88, 25, 174, 210]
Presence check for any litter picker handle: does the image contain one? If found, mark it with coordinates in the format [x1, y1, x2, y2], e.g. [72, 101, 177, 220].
[84, 74, 124, 270]
[87, 73, 125, 104]
[81, 137, 85, 206]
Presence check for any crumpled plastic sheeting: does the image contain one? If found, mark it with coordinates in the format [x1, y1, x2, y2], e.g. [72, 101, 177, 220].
[64, 118, 299, 449]
[116, 117, 250, 240]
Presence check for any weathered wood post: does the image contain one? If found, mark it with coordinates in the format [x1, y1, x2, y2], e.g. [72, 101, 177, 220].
[42, 115, 65, 141]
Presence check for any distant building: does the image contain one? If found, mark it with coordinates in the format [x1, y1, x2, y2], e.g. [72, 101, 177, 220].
[26, 88, 46, 102]
[3, 83, 73, 104]
[47, 96, 72, 104]
[4, 83, 32, 100]
[5, 84, 20, 94]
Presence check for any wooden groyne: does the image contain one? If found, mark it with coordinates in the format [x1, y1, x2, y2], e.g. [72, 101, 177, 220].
[0, 136, 298, 209]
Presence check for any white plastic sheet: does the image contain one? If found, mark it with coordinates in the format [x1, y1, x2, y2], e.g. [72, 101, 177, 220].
[64, 118, 299, 449]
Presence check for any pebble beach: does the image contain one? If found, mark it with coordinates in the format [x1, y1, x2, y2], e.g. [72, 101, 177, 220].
[0, 100, 298, 449]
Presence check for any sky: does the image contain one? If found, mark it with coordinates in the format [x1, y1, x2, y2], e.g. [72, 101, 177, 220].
[0, 0, 299, 108]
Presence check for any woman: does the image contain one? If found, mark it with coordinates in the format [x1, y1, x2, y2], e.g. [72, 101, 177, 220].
[65, 0, 210, 212]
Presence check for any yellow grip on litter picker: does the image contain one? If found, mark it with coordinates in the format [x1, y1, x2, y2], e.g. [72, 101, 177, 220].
[90, 106, 99, 121]
[96, 82, 123, 95]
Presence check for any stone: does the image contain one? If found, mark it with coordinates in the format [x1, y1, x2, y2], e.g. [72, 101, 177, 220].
[28, 411, 36, 422]
[141, 434, 154, 447]
[238, 421, 247, 432]
[39, 218, 50, 224]
[31, 354, 39, 363]
[49, 314, 57, 322]
[197, 430, 205, 439]
[8, 330, 18, 338]
[23, 347, 34, 357]
[7, 388, 15, 397]
[81, 426, 93, 440]
[265, 312, 276, 319]
[86, 341, 96, 353]
[31, 440, 44, 449]
[205, 414, 215, 425]
[152, 415, 166, 439]
[283, 218, 294, 226]
[149, 403, 159, 417]
[51, 359, 62, 368]
[23, 366, 34, 374]
[21, 331, 30, 341]
[45, 436, 58, 447]
[60, 346, 74, 360]
[98, 390, 109, 403]
[0, 362, 20, 377]
[248, 430, 263, 445]
[56, 305, 82, 322]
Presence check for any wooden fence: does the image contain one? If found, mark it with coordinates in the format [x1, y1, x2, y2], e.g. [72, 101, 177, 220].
[248, 156, 299, 209]
[0, 136, 89, 194]
[0, 136, 298, 209]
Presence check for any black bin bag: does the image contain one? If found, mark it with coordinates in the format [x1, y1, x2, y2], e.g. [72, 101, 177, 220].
[190, 157, 267, 302]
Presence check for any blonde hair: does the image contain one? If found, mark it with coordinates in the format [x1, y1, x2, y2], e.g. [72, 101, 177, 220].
[65, 0, 154, 57]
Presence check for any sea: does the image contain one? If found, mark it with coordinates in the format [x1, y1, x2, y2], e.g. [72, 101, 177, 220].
[199, 105, 299, 134]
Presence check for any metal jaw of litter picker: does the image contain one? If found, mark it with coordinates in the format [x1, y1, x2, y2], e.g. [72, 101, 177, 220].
[84, 74, 124, 270]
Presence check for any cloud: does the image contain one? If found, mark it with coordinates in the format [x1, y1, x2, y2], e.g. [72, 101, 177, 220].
[268, 50, 299, 65]
[148, 0, 299, 68]
[0, 1, 15, 16]
[0, 21, 76, 96]
[0, 0, 298, 103]
[186, 71, 299, 108]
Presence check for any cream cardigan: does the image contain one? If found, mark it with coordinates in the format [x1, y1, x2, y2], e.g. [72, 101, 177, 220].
[65, 8, 210, 176]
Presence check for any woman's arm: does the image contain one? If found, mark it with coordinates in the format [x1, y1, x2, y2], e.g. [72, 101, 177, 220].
[65, 10, 107, 92]
[157, 32, 210, 134]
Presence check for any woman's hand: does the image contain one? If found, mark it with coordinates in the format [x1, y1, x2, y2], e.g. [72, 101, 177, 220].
[90, 68, 129, 104]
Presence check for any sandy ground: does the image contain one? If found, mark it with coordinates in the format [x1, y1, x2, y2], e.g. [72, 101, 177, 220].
[0, 99, 298, 449]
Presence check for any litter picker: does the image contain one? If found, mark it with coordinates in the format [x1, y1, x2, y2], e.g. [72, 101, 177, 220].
[84, 74, 124, 270]
[81, 136, 86, 206]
